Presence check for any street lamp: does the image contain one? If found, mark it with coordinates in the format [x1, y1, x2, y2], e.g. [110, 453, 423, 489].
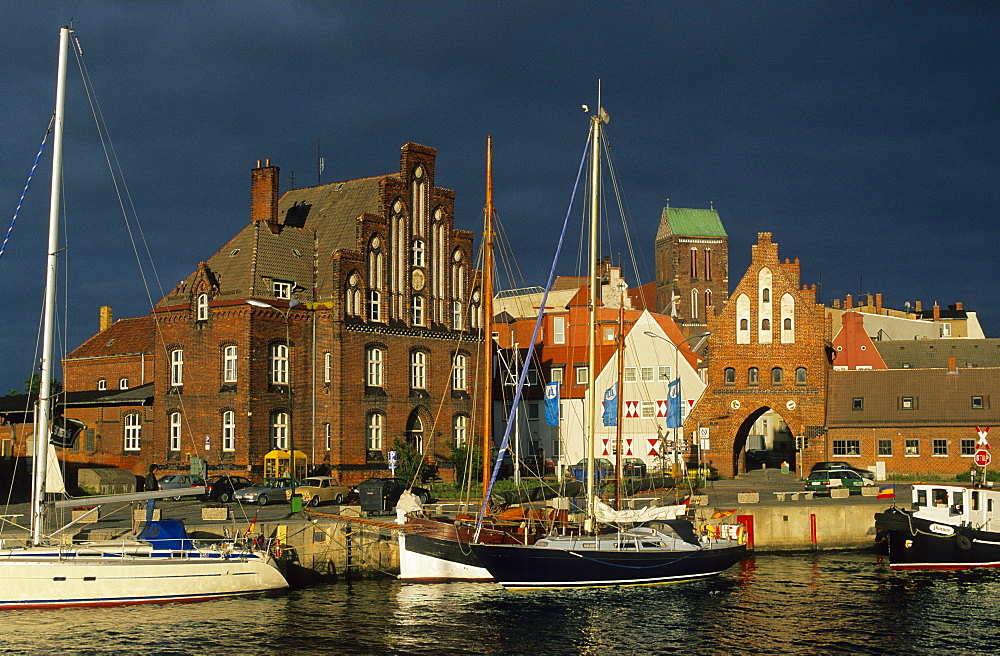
[247, 298, 302, 502]
[643, 330, 710, 478]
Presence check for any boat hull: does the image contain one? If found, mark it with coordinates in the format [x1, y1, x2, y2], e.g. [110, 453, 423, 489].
[469, 541, 747, 589]
[0, 547, 288, 609]
[875, 507, 1000, 570]
[399, 531, 492, 582]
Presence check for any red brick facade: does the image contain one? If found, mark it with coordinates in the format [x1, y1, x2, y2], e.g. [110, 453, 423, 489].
[686, 233, 830, 477]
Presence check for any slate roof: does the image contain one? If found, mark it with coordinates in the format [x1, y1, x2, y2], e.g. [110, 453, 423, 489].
[874, 339, 1000, 369]
[64, 316, 155, 360]
[827, 368, 1000, 427]
[656, 207, 727, 241]
[0, 383, 154, 418]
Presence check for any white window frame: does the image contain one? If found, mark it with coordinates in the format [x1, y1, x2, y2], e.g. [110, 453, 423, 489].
[453, 353, 468, 391]
[412, 239, 426, 267]
[575, 366, 588, 385]
[324, 352, 332, 384]
[270, 411, 289, 450]
[553, 316, 566, 344]
[550, 367, 564, 384]
[169, 412, 182, 451]
[119, 377, 129, 390]
[412, 295, 424, 326]
[222, 410, 236, 452]
[270, 343, 289, 384]
[657, 365, 671, 382]
[170, 349, 184, 387]
[272, 280, 292, 299]
[411, 351, 427, 389]
[366, 347, 384, 387]
[640, 367, 654, 382]
[367, 413, 383, 450]
[452, 300, 463, 330]
[453, 414, 468, 448]
[124, 413, 141, 451]
[223, 345, 238, 383]
[623, 367, 637, 383]
[325, 423, 331, 451]
[196, 293, 209, 321]
[369, 289, 381, 322]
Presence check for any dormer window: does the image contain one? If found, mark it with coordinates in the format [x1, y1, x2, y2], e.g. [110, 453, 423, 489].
[196, 293, 209, 321]
[119, 377, 129, 390]
[97, 379, 107, 391]
[272, 281, 292, 299]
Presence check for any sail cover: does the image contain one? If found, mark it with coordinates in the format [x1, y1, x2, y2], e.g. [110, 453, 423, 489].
[593, 499, 688, 523]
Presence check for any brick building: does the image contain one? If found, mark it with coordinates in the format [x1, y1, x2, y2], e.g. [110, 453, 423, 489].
[654, 206, 729, 335]
[686, 232, 831, 478]
[57, 143, 483, 483]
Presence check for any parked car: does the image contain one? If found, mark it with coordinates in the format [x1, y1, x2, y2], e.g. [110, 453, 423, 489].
[622, 458, 647, 477]
[519, 455, 556, 477]
[353, 477, 432, 508]
[810, 461, 875, 480]
[804, 469, 874, 494]
[157, 474, 205, 500]
[685, 463, 720, 481]
[289, 476, 352, 506]
[745, 450, 791, 469]
[572, 458, 614, 480]
[234, 477, 300, 506]
[201, 475, 253, 503]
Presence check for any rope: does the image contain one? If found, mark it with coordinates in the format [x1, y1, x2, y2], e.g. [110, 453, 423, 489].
[0, 120, 53, 264]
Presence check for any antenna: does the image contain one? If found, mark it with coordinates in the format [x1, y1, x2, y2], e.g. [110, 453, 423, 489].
[317, 137, 323, 185]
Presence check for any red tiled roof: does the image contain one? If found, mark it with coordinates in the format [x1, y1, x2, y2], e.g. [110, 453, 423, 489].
[64, 316, 155, 359]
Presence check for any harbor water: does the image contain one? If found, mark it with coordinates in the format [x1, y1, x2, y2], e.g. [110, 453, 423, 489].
[2, 550, 998, 655]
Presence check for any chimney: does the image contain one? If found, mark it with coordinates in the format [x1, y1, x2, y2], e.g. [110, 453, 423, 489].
[832, 298, 841, 309]
[845, 294, 853, 309]
[955, 301, 964, 311]
[915, 300, 923, 313]
[99, 306, 113, 332]
[875, 294, 883, 313]
[933, 302, 940, 322]
[948, 356, 957, 373]
[251, 159, 280, 225]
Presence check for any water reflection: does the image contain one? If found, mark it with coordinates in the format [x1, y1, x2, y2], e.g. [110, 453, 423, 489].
[1, 553, 999, 654]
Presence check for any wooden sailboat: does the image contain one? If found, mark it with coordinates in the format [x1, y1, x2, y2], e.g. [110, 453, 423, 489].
[0, 27, 287, 609]
[469, 105, 747, 590]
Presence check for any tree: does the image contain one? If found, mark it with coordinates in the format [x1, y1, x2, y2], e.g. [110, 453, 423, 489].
[7, 373, 62, 397]
[391, 438, 431, 485]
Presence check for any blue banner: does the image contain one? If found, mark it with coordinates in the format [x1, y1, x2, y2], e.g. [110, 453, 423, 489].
[602, 382, 618, 427]
[543, 382, 560, 426]
[666, 378, 682, 429]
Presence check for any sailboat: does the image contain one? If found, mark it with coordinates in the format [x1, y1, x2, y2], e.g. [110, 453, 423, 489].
[469, 104, 747, 590]
[0, 27, 287, 609]
[397, 136, 568, 581]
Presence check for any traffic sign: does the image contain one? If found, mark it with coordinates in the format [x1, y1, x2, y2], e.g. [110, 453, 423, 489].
[974, 450, 991, 467]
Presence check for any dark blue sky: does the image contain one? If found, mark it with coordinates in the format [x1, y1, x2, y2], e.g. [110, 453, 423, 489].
[1, 2, 997, 393]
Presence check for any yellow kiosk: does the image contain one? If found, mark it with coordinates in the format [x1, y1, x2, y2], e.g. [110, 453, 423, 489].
[263, 449, 308, 481]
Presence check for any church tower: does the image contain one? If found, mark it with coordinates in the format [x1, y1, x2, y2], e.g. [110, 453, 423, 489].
[654, 205, 729, 335]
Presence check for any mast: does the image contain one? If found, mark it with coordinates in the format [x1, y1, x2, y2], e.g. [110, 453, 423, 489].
[614, 289, 625, 509]
[32, 26, 71, 544]
[481, 136, 495, 499]
[585, 111, 602, 532]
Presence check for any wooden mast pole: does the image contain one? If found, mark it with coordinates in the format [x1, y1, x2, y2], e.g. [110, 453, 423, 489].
[481, 136, 495, 500]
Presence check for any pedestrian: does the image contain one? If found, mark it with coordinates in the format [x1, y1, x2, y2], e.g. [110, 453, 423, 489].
[144, 464, 160, 522]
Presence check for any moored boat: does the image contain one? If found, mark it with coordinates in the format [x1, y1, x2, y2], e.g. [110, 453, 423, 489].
[875, 483, 1000, 570]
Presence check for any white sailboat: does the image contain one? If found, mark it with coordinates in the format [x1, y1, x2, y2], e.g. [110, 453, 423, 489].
[0, 26, 287, 609]
[470, 103, 747, 590]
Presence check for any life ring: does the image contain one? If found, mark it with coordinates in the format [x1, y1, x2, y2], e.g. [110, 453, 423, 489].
[956, 534, 972, 550]
[736, 524, 748, 546]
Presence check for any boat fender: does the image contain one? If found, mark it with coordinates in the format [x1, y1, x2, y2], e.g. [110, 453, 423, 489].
[956, 533, 972, 550]
[736, 524, 748, 546]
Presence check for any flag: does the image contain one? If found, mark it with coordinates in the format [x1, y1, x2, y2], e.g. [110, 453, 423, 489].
[602, 382, 618, 427]
[666, 378, 682, 429]
[877, 486, 895, 499]
[50, 416, 85, 448]
[543, 382, 560, 426]
[245, 514, 258, 537]
[711, 509, 737, 519]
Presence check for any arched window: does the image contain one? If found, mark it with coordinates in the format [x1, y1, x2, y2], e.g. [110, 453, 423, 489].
[772, 367, 783, 386]
[410, 351, 427, 389]
[740, 318, 749, 331]
[124, 413, 142, 451]
[270, 411, 289, 450]
[222, 410, 236, 452]
[324, 352, 332, 384]
[270, 343, 289, 384]
[690, 289, 699, 320]
[196, 293, 209, 321]
[690, 248, 698, 278]
[724, 367, 736, 385]
[784, 318, 792, 330]
[796, 367, 807, 385]
[762, 288, 770, 303]
[223, 345, 238, 383]
[453, 353, 468, 391]
[748, 367, 759, 385]
[761, 318, 771, 331]
[169, 412, 182, 451]
[366, 412, 384, 451]
[453, 414, 468, 448]
[411, 239, 426, 268]
[705, 289, 712, 313]
[369, 289, 381, 322]
[704, 249, 712, 281]
[366, 347, 384, 388]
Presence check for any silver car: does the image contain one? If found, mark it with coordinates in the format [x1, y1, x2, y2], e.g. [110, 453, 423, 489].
[234, 477, 301, 506]
[157, 474, 205, 500]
